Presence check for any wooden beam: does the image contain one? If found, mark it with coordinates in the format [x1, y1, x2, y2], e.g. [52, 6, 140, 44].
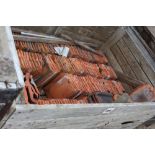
[13, 35, 72, 44]
[123, 31, 155, 86]
[115, 70, 144, 88]
[12, 27, 68, 41]
[54, 26, 63, 36]
[59, 29, 103, 47]
[126, 27, 155, 73]
[111, 44, 137, 79]
[12, 27, 49, 35]
[100, 27, 126, 50]
[77, 41, 99, 49]
[60, 33, 105, 57]
[3, 103, 155, 129]
[104, 49, 133, 93]
[0, 101, 16, 128]
[117, 38, 152, 84]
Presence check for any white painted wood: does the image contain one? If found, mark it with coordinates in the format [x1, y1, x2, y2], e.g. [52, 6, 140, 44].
[5, 27, 24, 86]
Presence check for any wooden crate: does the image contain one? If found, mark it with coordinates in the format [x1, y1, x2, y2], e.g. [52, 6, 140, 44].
[1, 26, 155, 128]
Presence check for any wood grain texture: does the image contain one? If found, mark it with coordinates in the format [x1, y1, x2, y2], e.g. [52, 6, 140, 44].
[14, 35, 70, 44]
[62, 26, 119, 43]
[12, 27, 119, 48]
[117, 38, 151, 84]
[123, 33, 155, 86]
[115, 71, 144, 88]
[102, 27, 126, 49]
[3, 103, 155, 129]
[111, 44, 137, 79]
[13, 26, 58, 35]
[104, 49, 132, 93]
[59, 29, 103, 46]
[135, 26, 155, 60]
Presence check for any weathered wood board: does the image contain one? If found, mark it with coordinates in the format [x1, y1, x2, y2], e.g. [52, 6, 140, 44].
[1, 26, 154, 129]
[0, 27, 24, 85]
[3, 103, 155, 129]
[123, 33, 155, 86]
[105, 49, 133, 93]
[13, 26, 118, 44]
[0, 27, 24, 127]
[104, 27, 155, 90]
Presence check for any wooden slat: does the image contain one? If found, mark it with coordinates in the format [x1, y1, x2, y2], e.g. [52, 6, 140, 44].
[117, 38, 151, 84]
[59, 29, 103, 47]
[111, 44, 137, 79]
[127, 27, 155, 70]
[105, 49, 123, 72]
[60, 33, 105, 56]
[100, 27, 126, 50]
[115, 71, 144, 88]
[105, 49, 133, 93]
[12, 26, 58, 35]
[54, 26, 63, 35]
[3, 103, 155, 129]
[65, 27, 118, 43]
[13, 35, 72, 44]
[12, 27, 58, 37]
[135, 26, 155, 60]
[123, 33, 155, 86]
[0, 101, 16, 128]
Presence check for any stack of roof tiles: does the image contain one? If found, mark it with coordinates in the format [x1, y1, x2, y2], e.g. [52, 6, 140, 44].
[44, 73, 124, 99]
[17, 49, 117, 79]
[15, 40, 125, 104]
[37, 98, 88, 105]
[15, 40, 108, 64]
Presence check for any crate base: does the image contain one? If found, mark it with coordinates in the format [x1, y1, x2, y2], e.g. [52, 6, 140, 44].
[3, 103, 155, 129]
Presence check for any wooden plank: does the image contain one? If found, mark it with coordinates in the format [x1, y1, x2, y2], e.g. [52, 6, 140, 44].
[57, 27, 119, 43]
[100, 27, 126, 50]
[111, 44, 137, 79]
[135, 26, 155, 60]
[0, 27, 24, 85]
[0, 89, 22, 128]
[126, 27, 155, 71]
[65, 27, 118, 43]
[105, 49, 123, 72]
[123, 33, 155, 86]
[59, 29, 103, 47]
[3, 103, 155, 129]
[115, 70, 144, 88]
[12, 26, 58, 35]
[61, 33, 99, 48]
[117, 38, 151, 84]
[93, 27, 119, 42]
[60, 33, 105, 56]
[110, 43, 137, 92]
[12, 27, 59, 38]
[0, 101, 16, 128]
[76, 41, 99, 49]
[105, 49, 132, 93]
[13, 34, 72, 44]
[54, 26, 63, 35]
[13, 30, 64, 40]
[135, 115, 155, 128]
